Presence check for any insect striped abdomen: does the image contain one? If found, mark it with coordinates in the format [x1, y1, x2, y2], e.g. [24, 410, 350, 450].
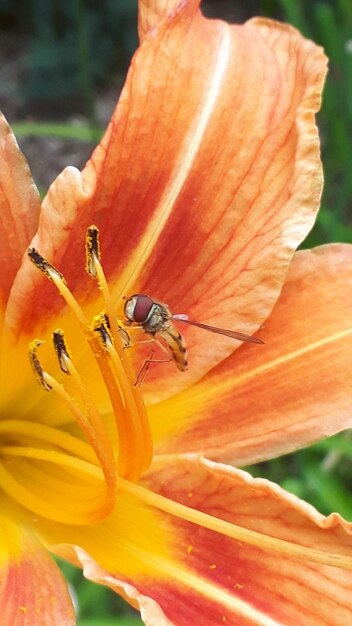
[159, 326, 188, 371]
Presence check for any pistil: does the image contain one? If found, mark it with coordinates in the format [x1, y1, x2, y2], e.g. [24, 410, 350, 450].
[118, 478, 352, 571]
[1, 439, 350, 570]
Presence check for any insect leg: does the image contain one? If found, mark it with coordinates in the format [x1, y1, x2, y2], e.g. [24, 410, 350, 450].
[134, 339, 173, 386]
[120, 325, 154, 350]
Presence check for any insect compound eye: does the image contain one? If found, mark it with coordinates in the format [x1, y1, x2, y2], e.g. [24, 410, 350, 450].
[128, 294, 154, 323]
[124, 297, 136, 322]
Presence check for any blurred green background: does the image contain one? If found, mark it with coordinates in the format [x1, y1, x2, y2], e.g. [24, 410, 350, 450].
[0, 1, 351, 624]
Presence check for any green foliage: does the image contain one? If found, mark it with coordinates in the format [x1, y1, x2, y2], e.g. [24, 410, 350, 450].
[247, 432, 352, 521]
[77, 617, 143, 626]
[0, 0, 138, 104]
[12, 121, 103, 142]
[58, 559, 144, 624]
[265, 0, 352, 246]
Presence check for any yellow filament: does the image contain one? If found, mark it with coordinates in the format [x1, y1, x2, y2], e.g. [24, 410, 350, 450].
[43, 372, 116, 515]
[91, 253, 153, 475]
[0, 420, 94, 463]
[118, 478, 352, 571]
[44, 268, 126, 471]
[89, 350, 131, 477]
[0, 446, 100, 477]
[0, 448, 106, 524]
[106, 340, 151, 478]
[47, 273, 124, 460]
[47, 269, 90, 328]
[60, 358, 116, 470]
[47, 260, 150, 480]
[1, 434, 350, 571]
[103, 343, 144, 480]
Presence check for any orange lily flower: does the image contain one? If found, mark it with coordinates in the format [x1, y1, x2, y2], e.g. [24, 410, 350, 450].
[1, 1, 352, 624]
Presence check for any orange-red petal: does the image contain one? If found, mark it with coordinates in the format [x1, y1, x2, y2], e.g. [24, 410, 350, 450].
[44, 456, 352, 625]
[0, 512, 75, 625]
[138, 0, 182, 41]
[150, 244, 352, 464]
[5, 5, 326, 404]
[0, 113, 40, 327]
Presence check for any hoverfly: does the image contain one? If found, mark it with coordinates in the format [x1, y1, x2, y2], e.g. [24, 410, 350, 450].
[123, 294, 264, 377]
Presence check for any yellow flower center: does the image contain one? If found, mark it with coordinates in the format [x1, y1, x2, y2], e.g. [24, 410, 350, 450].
[1, 226, 152, 525]
[0, 226, 351, 573]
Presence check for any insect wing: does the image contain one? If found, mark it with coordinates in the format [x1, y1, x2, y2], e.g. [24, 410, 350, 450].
[174, 317, 264, 344]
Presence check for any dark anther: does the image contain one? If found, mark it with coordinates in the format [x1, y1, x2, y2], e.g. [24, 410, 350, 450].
[101, 313, 130, 348]
[103, 313, 111, 329]
[28, 248, 65, 283]
[28, 340, 52, 391]
[95, 323, 111, 348]
[53, 329, 70, 374]
[86, 225, 100, 277]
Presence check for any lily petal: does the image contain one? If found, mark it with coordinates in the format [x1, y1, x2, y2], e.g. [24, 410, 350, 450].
[150, 244, 352, 464]
[44, 456, 352, 626]
[138, 0, 182, 41]
[55, 548, 174, 626]
[5, 4, 326, 403]
[0, 509, 75, 625]
[0, 113, 40, 327]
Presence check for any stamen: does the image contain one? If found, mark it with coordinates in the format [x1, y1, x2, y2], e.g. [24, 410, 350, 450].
[28, 232, 153, 485]
[0, 420, 94, 463]
[28, 248, 66, 284]
[0, 447, 106, 525]
[28, 247, 89, 328]
[93, 314, 113, 349]
[118, 478, 352, 571]
[86, 226, 153, 475]
[86, 225, 100, 278]
[1, 446, 100, 478]
[48, 333, 117, 481]
[35, 372, 117, 521]
[93, 313, 130, 349]
[91, 310, 148, 481]
[53, 329, 71, 374]
[92, 313, 142, 480]
[27, 337, 117, 520]
[28, 339, 52, 391]
[28, 247, 130, 476]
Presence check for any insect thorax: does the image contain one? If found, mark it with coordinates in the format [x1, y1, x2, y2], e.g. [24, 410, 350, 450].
[142, 302, 171, 334]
